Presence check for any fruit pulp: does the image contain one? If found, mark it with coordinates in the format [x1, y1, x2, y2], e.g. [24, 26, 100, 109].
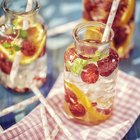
[82, 0, 135, 59]
[64, 45, 119, 125]
[0, 22, 47, 93]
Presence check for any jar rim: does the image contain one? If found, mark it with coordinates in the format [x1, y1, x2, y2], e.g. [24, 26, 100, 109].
[1, 0, 40, 16]
[73, 21, 114, 47]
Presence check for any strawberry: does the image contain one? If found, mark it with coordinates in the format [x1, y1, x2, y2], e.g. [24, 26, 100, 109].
[0, 59, 12, 74]
[69, 103, 86, 117]
[65, 87, 78, 104]
[21, 40, 36, 56]
[81, 63, 99, 84]
[97, 49, 119, 77]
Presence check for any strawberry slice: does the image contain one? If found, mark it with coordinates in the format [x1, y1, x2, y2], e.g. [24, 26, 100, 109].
[97, 49, 119, 77]
[69, 103, 86, 117]
[81, 63, 99, 84]
[65, 87, 78, 104]
[0, 59, 12, 74]
[21, 40, 36, 56]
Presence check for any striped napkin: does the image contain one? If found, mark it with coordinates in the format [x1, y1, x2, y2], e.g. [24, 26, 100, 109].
[0, 70, 140, 140]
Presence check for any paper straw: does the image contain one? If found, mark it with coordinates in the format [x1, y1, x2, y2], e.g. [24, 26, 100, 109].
[0, 125, 3, 134]
[50, 125, 59, 140]
[30, 84, 75, 140]
[10, 0, 33, 83]
[40, 105, 51, 140]
[23, 0, 33, 29]
[10, 51, 22, 83]
[102, 0, 121, 42]
[0, 96, 39, 117]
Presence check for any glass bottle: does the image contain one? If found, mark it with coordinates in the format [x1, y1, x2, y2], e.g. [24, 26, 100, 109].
[82, 0, 135, 59]
[64, 22, 119, 125]
[0, 0, 47, 93]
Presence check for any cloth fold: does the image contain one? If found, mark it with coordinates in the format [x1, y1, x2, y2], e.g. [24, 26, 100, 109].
[0, 71, 140, 140]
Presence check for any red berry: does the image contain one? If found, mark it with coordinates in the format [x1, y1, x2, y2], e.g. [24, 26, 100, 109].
[92, 102, 97, 106]
[21, 40, 36, 56]
[81, 63, 99, 84]
[0, 59, 12, 74]
[97, 49, 119, 77]
[65, 87, 77, 104]
[64, 47, 77, 63]
[69, 103, 86, 117]
[96, 107, 112, 115]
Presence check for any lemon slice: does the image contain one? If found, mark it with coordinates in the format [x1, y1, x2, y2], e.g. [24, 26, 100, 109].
[119, 0, 135, 26]
[0, 35, 46, 64]
[65, 81, 110, 123]
[0, 23, 46, 64]
[84, 27, 103, 41]
[65, 81, 92, 109]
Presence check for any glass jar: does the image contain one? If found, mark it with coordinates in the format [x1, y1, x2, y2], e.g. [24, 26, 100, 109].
[82, 0, 135, 59]
[64, 22, 119, 125]
[0, 0, 47, 93]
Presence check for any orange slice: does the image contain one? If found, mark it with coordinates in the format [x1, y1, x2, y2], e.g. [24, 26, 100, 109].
[65, 81, 111, 123]
[0, 23, 46, 64]
[65, 81, 92, 109]
[84, 27, 103, 41]
[117, 22, 135, 57]
[119, 0, 135, 26]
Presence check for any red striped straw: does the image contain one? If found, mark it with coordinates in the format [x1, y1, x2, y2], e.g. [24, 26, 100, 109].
[102, 0, 121, 42]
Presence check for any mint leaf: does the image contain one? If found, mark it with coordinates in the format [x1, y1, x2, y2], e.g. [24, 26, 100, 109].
[2, 43, 11, 48]
[13, 44, 20, 51]
[71, 58, 87, 75]
[20, 30, 28, 39]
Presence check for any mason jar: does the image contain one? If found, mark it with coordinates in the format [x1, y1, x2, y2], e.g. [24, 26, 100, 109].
[64, 22, 119, 125]
[0, 0, 47, 93]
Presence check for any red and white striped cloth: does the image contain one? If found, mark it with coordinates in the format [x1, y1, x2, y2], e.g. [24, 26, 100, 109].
[0, 70, 140, 140]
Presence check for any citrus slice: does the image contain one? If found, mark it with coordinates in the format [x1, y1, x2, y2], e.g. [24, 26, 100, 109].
[65, 81, 111, 123]
[119, 0, 135, 26]
[0, 35, 46, 64]
[117, 22, 135, 57]
[0, 23, 46, 64]
[84, 27, 103, 41]
[64, 81, 92, 109]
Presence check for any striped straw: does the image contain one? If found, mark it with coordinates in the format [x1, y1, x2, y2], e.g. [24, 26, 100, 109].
[0, 125, 3, 134]
[40, 105, 51, 140]
[0, 96, 39, 117]
[10, 0, 33, 83]
[30, 84, 75, 140]
[102, 0, 121, 42]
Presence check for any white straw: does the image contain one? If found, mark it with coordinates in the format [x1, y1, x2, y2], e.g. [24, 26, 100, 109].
[40, 105, 51, 140]
[10, 51, 22, 83]
[0, 125, 3, 134]
[50, 125, 59, 140]
[10, 0, 33, 83]
[102, 0, 121, 42]
[23, 0, 33, 29]
[0, 96, 39, 117]
[30, 84, 75, 140]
